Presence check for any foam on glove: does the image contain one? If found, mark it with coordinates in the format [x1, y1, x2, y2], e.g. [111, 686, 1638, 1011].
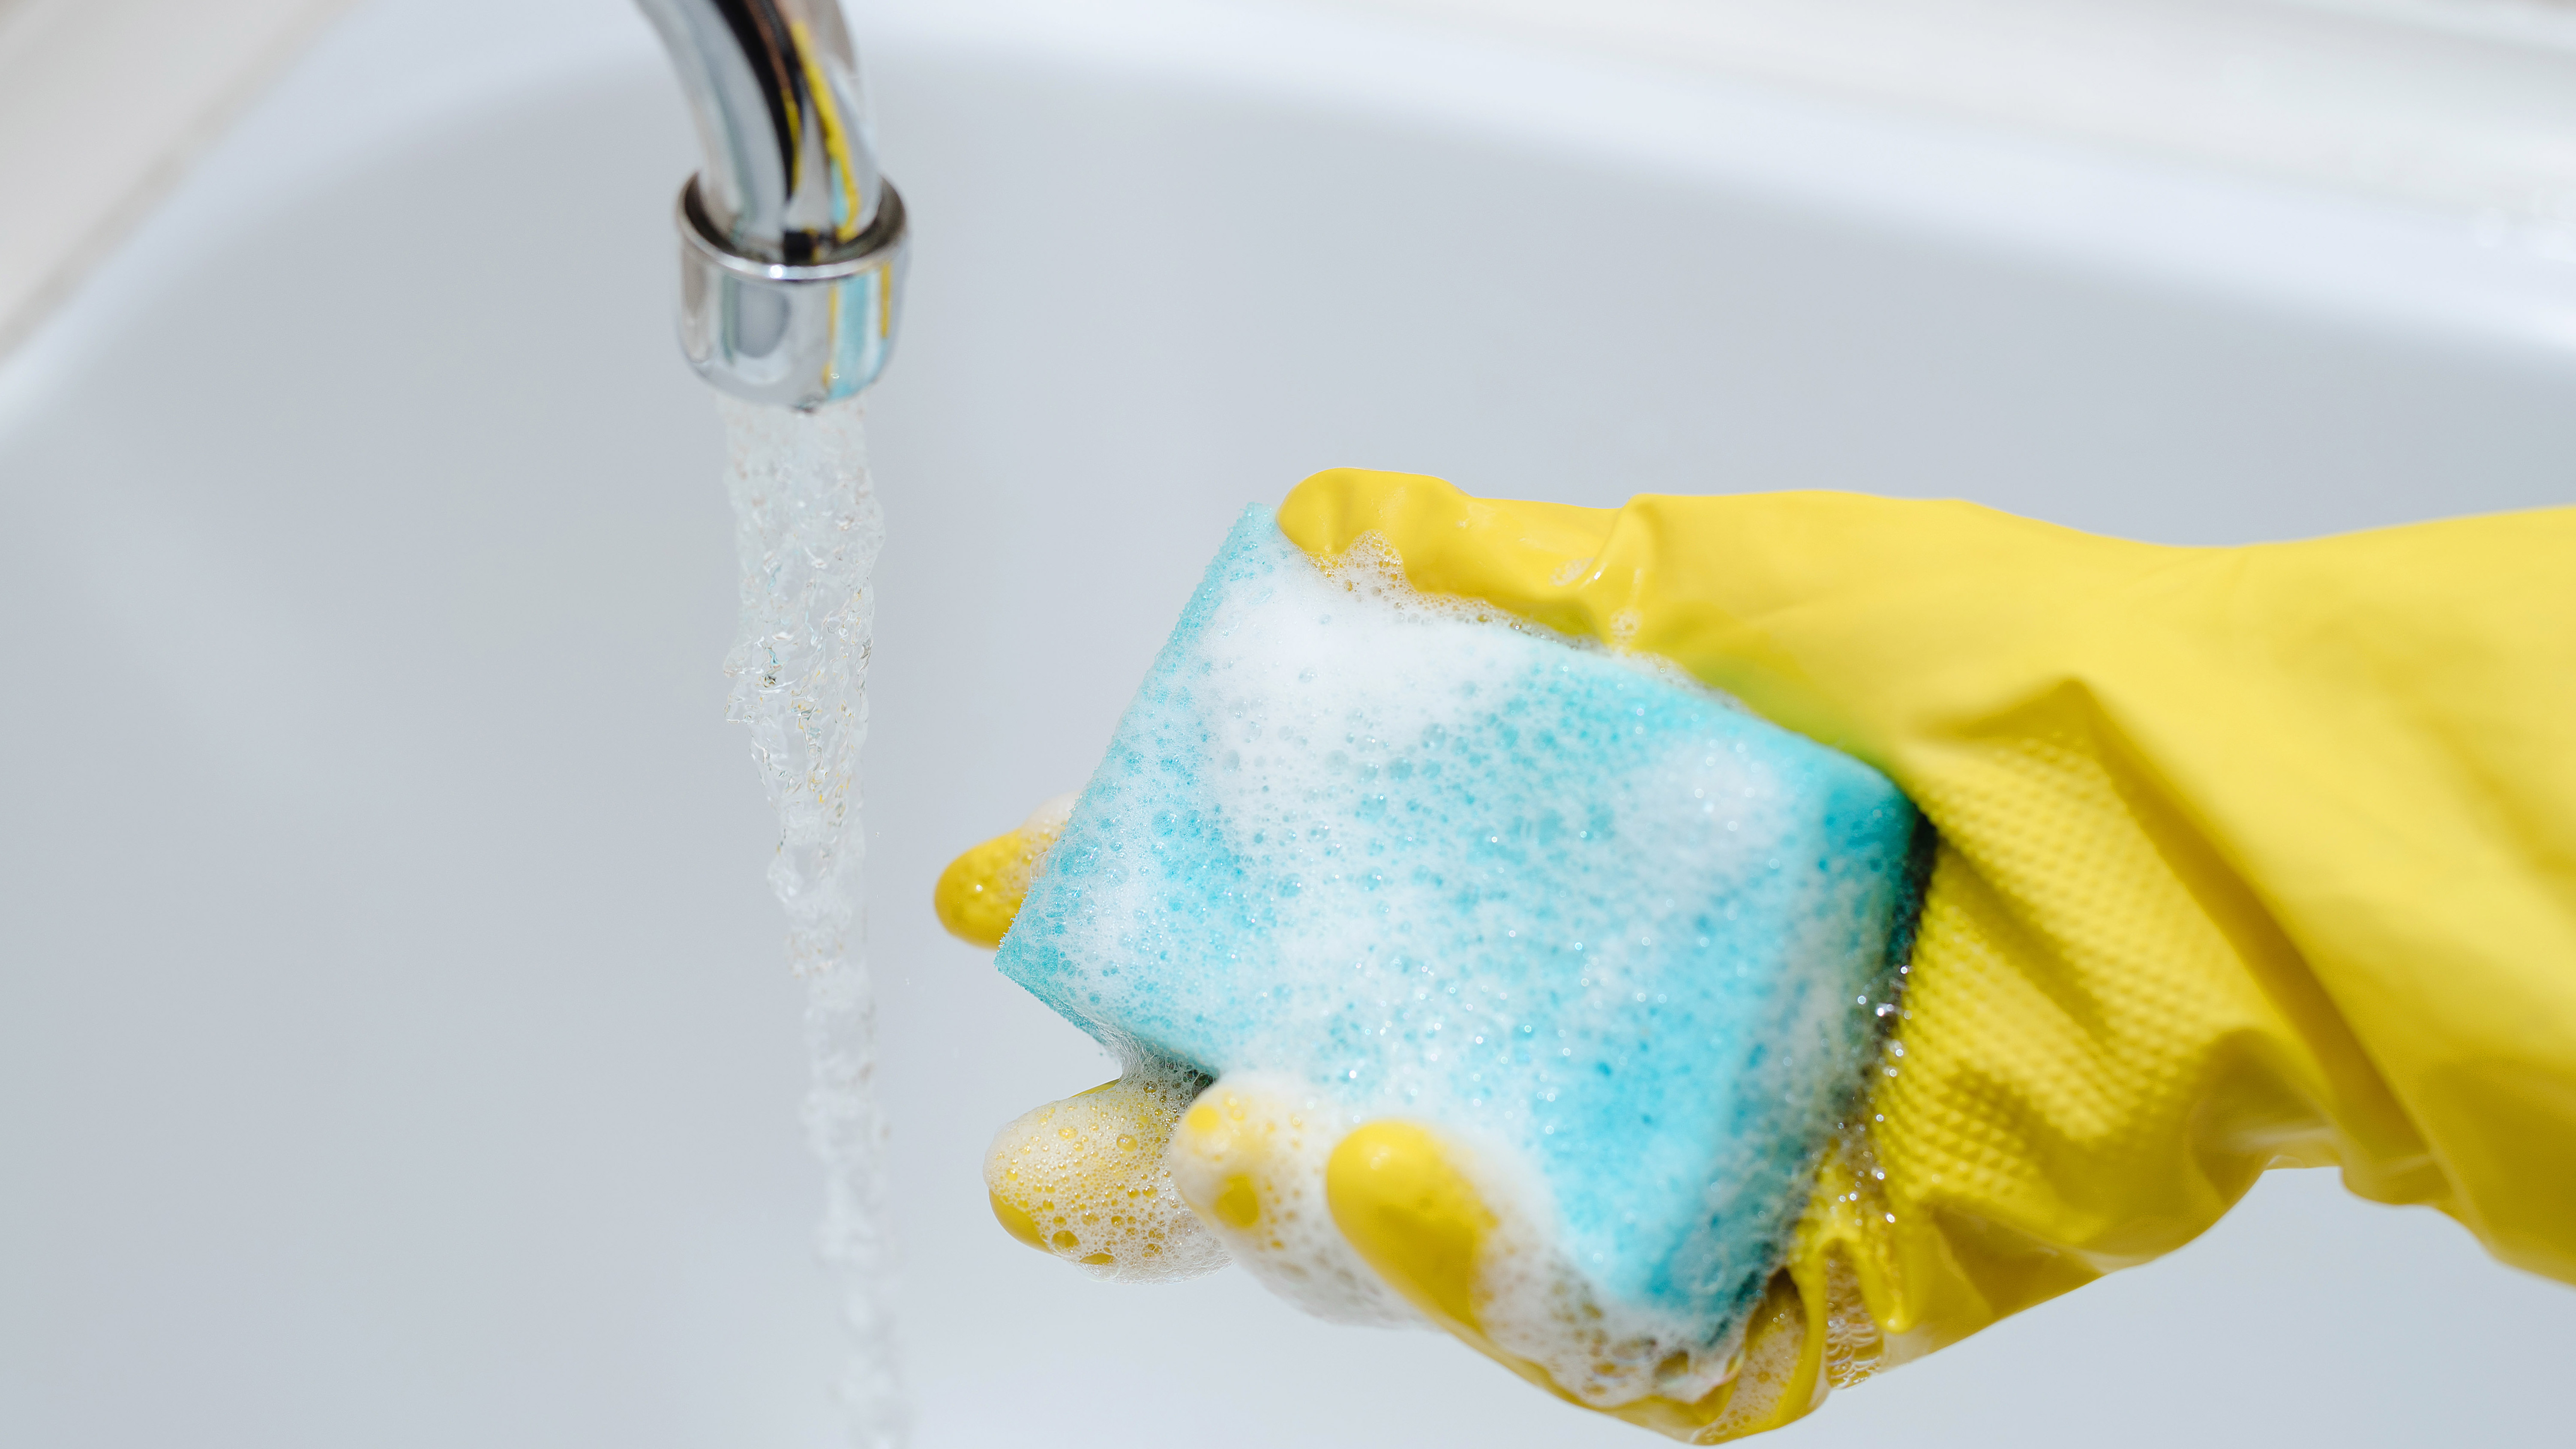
[982, 1061, 1228, 1283]
[994, 507, 1921, 1403]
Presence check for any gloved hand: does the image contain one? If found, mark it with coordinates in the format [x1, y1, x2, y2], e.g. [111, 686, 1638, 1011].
[947, 469, 2576, 1440]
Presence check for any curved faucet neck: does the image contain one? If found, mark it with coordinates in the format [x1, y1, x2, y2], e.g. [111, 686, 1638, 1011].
[636, 0, 883, 265]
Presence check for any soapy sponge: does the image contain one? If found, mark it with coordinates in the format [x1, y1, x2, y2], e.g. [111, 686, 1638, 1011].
[995, 507, 1920, 1378]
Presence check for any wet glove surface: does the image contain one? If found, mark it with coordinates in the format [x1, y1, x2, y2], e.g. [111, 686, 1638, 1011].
[1278, 471, 2576, 1424]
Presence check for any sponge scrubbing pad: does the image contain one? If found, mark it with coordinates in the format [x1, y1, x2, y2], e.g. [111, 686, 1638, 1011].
[995, 508, 1922, 1393]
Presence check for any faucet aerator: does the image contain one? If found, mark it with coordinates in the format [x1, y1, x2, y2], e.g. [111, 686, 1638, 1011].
[639, 0, 909, 410]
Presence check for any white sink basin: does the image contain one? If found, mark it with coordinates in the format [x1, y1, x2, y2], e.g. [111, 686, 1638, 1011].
[3, 0, 2569, 1445]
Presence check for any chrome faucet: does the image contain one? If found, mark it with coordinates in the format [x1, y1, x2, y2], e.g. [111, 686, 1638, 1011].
[635, 0, 909, 409]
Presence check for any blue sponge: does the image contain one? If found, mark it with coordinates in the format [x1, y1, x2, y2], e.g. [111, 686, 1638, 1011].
[996, 507, 1919, 1356]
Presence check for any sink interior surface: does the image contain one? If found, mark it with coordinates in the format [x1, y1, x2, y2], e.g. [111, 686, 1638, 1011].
[3, 0, 2571, 1445]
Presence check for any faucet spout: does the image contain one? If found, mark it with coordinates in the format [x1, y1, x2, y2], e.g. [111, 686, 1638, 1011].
[636, 0, 909, 409]
[636, 0, 881, 261]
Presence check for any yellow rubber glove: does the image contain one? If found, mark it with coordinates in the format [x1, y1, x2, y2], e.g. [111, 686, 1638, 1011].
[934, 794, 1075, 950]
[1269, 469, 2576, 1435]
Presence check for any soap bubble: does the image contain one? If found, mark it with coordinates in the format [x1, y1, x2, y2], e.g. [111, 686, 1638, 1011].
[984, 1059, 1228, 1284]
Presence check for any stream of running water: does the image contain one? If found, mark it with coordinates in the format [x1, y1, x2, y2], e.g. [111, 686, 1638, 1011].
[717, 393, 904, 1446]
